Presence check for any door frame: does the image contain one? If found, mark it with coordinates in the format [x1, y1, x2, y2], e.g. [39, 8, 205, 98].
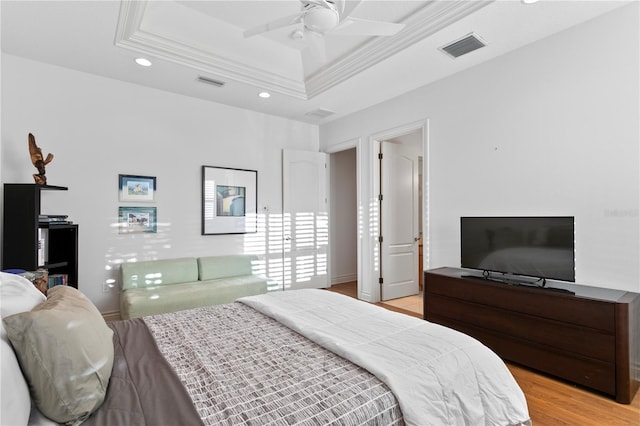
[324, 119, 429, 303]
[324, 139, 361, 295]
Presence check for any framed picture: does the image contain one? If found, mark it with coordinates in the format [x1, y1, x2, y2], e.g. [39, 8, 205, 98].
[119, 174, 156, 202]
[118, 206, 157, 234]
[202, 165, 257, 235]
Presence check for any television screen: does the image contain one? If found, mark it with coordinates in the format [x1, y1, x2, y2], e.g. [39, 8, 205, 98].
[461, 216, 575, 282]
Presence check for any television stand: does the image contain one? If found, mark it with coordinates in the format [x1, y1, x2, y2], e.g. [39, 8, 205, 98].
[425, 267, 639, 404]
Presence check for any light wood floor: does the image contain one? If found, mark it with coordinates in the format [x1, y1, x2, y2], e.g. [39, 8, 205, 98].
[327, 282, 640, 425]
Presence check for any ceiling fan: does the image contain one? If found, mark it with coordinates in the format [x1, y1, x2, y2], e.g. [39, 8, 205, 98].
[243, 0, 406, 39]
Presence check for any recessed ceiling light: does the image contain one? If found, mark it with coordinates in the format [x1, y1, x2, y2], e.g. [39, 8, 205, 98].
[135, 58, 152, 67]
[521, 0, 539, 4]
[258, 91, 271, 99]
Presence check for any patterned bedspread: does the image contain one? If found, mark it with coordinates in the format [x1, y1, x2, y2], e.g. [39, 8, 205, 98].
[240, 290, 531, 426]
[143, 302, 404, 425]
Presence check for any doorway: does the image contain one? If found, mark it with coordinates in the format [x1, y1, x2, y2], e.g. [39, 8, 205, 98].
[329, 148, 358, 287]
[326, 120, 428, 304]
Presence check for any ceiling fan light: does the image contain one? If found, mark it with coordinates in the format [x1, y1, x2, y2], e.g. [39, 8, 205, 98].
[304, 8, 339, 33]
[290, 29, 305, 40]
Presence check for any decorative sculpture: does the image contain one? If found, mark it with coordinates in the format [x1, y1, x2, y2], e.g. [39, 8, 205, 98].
[28, 133, 54, 185]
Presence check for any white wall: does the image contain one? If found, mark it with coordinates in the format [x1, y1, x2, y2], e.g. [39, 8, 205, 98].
[320, 4, 639, 293]
[329, 148, 357, 284]
[1, 55, 319, 312]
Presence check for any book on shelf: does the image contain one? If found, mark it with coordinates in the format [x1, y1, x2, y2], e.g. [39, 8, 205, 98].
[48, 274, 68, 288]
[39, 215, 72, 225]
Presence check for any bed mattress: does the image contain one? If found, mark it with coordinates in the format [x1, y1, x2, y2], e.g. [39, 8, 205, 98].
[85, 289, 530, 426]
[87, 302, 403, 425]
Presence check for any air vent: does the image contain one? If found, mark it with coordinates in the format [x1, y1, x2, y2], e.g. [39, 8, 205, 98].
[197, 76, 225, 88]
[305, 108, 335, 119]
[440, 33, 486, 58]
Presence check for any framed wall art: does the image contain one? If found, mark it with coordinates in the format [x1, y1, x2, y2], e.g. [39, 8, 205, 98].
[202, 165, 257, 235]
[119, 206, 157, 234]
[119, 174, 156, 202]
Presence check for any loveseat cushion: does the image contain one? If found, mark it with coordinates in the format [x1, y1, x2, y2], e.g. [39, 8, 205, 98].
[198, 255, 258, 280]
[121, 258, 198, 290]
[120, 276, 268, 319]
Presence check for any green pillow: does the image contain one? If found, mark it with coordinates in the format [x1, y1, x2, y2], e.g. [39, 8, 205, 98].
[3, 286, 114, 426]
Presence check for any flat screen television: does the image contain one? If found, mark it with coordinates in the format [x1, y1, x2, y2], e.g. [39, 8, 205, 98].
[460, 216, 575, 284]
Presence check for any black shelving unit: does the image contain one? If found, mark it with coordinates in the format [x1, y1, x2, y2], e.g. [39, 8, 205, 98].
[2, 184, 78, 287]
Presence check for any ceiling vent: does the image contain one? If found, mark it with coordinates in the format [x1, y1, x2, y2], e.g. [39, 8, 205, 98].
[305, 108, 335, 119]
[440, 33, 486, 58]
[197, 75, 225, 88]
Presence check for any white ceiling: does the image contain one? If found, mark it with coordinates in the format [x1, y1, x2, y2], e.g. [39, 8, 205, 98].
[1, 0, 630, 124]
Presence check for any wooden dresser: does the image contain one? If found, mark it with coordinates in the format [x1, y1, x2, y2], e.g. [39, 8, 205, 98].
[424, 267, 639, 403]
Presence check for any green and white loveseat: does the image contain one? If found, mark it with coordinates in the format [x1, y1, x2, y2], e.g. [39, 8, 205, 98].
[120, 255, 268, 319]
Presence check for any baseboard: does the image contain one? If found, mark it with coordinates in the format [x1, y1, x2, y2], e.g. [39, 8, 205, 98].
[102, 310, 121, 323]
[331, 274, 357, 285]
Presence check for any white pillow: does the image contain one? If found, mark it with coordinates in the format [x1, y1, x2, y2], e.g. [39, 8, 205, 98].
[1, 336, 31, 426]
[1, 272, 46, 426]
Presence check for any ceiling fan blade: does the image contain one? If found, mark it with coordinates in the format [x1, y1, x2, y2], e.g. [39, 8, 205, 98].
[243, 13, 303, 38]
[335, 0, 363, 19]
[304, 0, 335, 8]
[330, 17, 405, 36]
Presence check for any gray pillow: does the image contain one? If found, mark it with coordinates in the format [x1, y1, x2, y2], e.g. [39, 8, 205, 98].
[3, 285, 114, 426]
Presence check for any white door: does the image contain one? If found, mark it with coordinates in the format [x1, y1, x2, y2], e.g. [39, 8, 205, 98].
[282, 150, 330, 289]
[380, 141, 419, 300]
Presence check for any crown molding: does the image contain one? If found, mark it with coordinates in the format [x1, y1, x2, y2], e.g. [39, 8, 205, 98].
[305, 0, 494, 97]
[115, 0, 493, 100]
[115, 1, 308, 99]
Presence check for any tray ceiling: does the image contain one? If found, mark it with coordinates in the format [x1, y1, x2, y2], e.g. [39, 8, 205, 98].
[1, 0, 631, 124]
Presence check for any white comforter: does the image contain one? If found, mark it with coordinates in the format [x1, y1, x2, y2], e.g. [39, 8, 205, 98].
[239, 289, 530, 426]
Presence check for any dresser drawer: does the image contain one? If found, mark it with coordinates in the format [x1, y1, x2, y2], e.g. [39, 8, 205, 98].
[426, 273, 615, 332]
[429, 314, 617, 396]
[426, 293, 615, 362]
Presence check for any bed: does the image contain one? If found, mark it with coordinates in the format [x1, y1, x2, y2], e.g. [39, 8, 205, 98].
[1, 272, 531, 426]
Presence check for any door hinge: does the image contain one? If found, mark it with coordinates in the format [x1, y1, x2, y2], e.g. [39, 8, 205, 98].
[379, 277, 384, 284]
[378, 236, 383, 243]
[378, 194, 383, 201]
[378, 153, 383, 160]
